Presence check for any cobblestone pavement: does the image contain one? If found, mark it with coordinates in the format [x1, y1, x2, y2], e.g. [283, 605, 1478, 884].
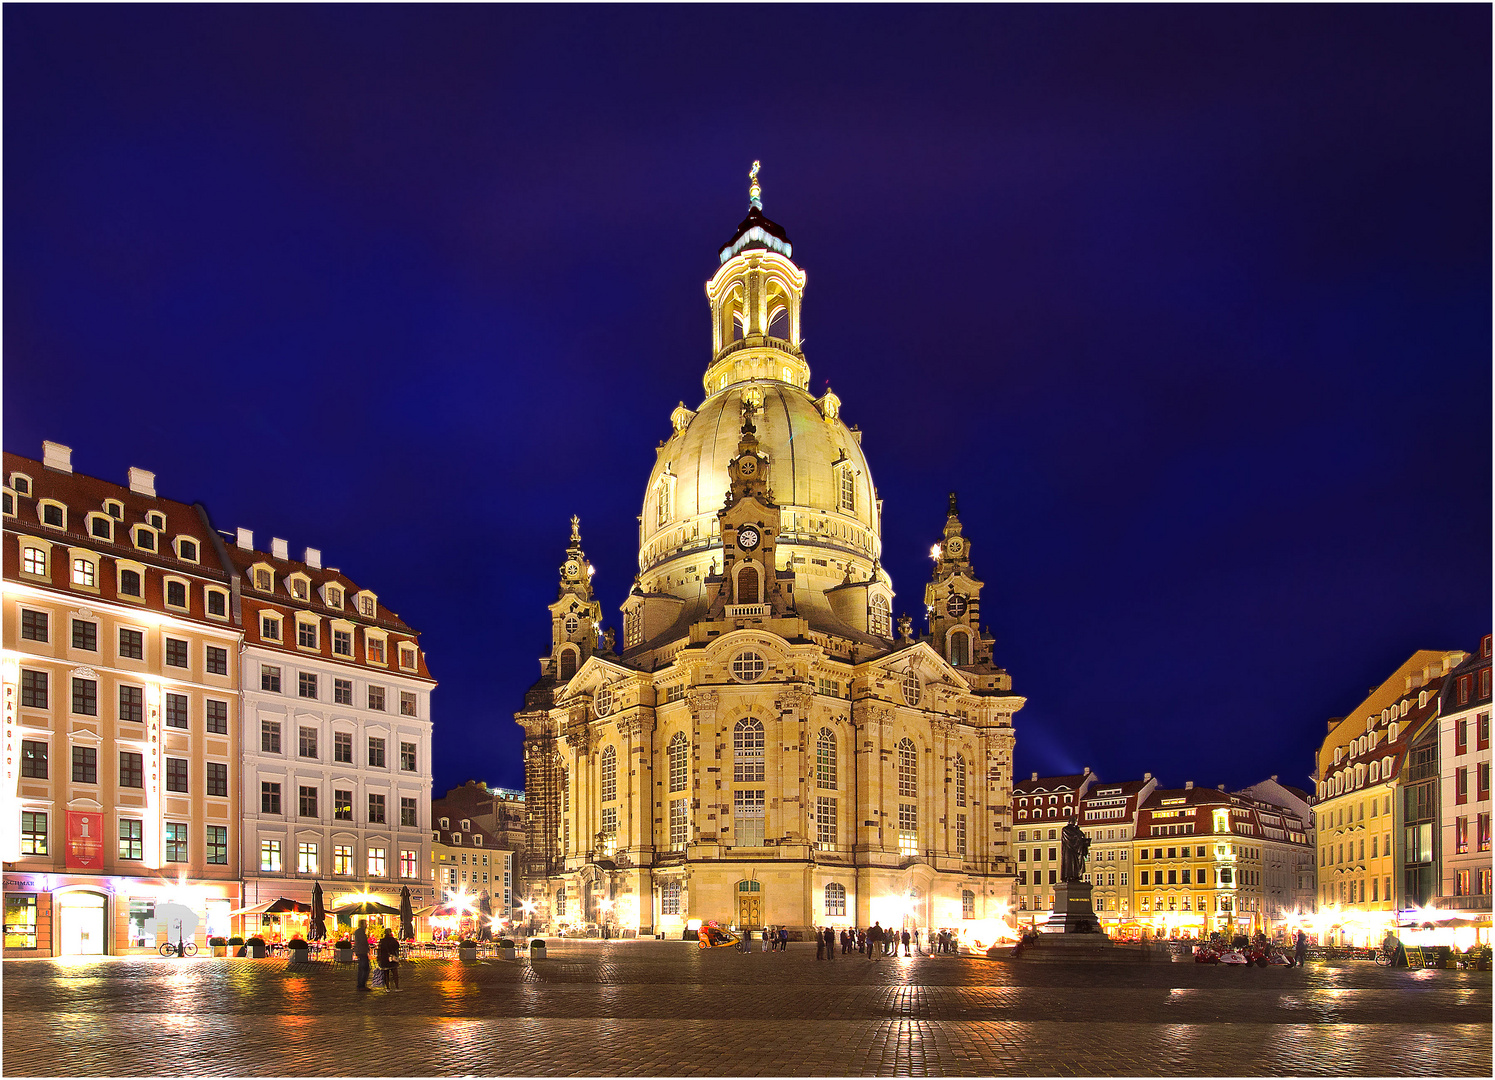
[3, 941, 1490, 1077]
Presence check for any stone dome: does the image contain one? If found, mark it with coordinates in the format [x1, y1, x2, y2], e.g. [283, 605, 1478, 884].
[638, 378, 881, 601]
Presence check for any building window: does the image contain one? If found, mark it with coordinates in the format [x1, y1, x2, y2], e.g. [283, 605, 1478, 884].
[205, 646, 227, 675]
[949, 629, 970, 667]
[71, 618, 97, 651]
[367, 637, 385, 663]
[369, 737, 386, 768]
[334, 789, 353, 821]
[962, 889, 975, 919]
[21, 811, 48, 856]
[205, 699, 228, 734]
[816, 728, 837, 789]
[20, 670, 47, 709]
[299, 785, 318, 818]
[400, 850, 418, 878]
[22, 547, 46, 576]
[898, 804, 918, 855]
[118, 685, 143, 724]
[207, 589, 227, 617]
[901, 670, 921, 707]
[206, 761, 228, 797]
[72, 558, 96, 588]
[262, 721, 281, 754]
[164, 758, 188, 793]
[334, 845, 353, 875]
[260, 840, 282, 872]
[297, 621, 317, 649]
[72, 747, 97, 784]
[400, 742, 417, 771]
[261, 781, 281, 815]
[734, 718, 765, 782]
[72, 677, 97, 716]
[661, 880, 681, 915]
[334, 733, 353, 763]
[261, 615, 281, 641]
[333, 629, 353, 656]
[668, 732, 689, 792]
[897, 738, 917, 797]
[298, 726, 318, 759]
[165, 580, 187, 608]
[297, 842, 319, 875]
[400, 692, 418, 717]
[399, 646, 417, 670]
[368, 793, 387, 823]
[955, 813, 967, 857]
[401, 797, 418, 827]
[298, 672, 317, 699]
[134, 528, 155, 551]
[368, 848, 387, 876]
[166, 823, 188, 863]
[206, 825, 228, 865]
[839, 468, 855, 512]
[21, 740, 47, 779]
[162, 637, 188, 669]
[670, 798, 688, 850]
[165, 692, 188, 729]
[119, 568, 141, 597]
[119, 819, 143, 860]
[332, 678, 353, 706]
[20, 610, 48, 642]
[870, 594, 891, 637]
[118, 628, 144, 660]
[825, 882, 847, 917]
[733, 789, 765, 848]
[261, 665, 282, 693]
[816, 795, 838, 849]
[731, 651, 766, 682]
[368, 685, 386, 711]
[954, 755, 967, 807]
[599, 745, 618, 802]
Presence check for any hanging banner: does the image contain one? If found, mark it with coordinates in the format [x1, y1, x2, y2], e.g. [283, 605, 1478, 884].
[65, 811, 104, 871]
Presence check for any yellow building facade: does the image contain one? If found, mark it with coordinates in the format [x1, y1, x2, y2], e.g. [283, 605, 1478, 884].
[518, 170, 1022, 939]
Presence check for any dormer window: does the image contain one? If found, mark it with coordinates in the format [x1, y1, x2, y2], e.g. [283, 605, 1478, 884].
[461, 820, 470, 831]
[133, 527, 156, 551]
[39, 500, 65, 529]
[175, 538, 199, 563]
[325, 585, 343, 609]
[288, 574, 309, 601]
[88, 514, 112, 541]
[399, 645, 418, 670]
[439, 817, 449, 830]
[3, 491, 13, 516]
[146, 512, 165, 531]
[367, 634, 386, 664]
[260, 613, 283, 642]
[252, 566, 274, 591]
[10, 474, 31, 497]
[839, 467, 855, 512]
[473, 835, 483, 846]
[359, 593, 377, 619]
[296, 618, 318, 650]
[105, 500, 123, 520]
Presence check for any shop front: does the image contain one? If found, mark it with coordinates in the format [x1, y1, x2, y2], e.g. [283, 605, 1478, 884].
[3, 872, 239, 957]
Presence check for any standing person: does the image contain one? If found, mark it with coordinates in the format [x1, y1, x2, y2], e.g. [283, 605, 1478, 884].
[376, 927, 402, 991]
[778, 925, 789, 952]
[815, 928, 826, 960]
[902, 928, 911, 956]
[868, 922, 881, 961]
[913, 927, 921, 955]
[353, 919, 371, 992]
[762, 926, 771, 953]
[824, 926, 836, 960]
[1293, 928, 1308, 968]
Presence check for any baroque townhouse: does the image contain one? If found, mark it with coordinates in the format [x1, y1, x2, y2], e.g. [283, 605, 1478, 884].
[430, 814, 514, 922]
[519, 170, 1022, 939]
[1314, 649, 1463, 946]
[3, 445, 242, 955]
[229, 532, 435, 921]
[1011, 771, 1096, 918]
[1436, 636, 1491, 933]
[1076, 775, 1157, 930]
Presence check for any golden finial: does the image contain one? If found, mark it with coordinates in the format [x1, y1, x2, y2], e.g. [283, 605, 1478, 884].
[748, 160, 762, 209]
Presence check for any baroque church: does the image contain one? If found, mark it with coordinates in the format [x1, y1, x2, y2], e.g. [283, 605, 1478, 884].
[517, 167, 1024, 938]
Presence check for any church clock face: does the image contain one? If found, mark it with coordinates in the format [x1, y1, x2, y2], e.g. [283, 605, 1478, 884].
[946, 594, 968, 618]
[565, 561, 580, 577]
[738, 525, 761, 551]
[946, 537, 964, 556]
[740, 457, 757, 477]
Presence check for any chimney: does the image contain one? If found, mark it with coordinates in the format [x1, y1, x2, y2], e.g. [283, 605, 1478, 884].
[236, 528, 254, 551]
[1217, 784, 1226, 792]
[1144, 772, 1152, 782]
[1185, 780, 1194, 790]
[1082, 765, 1090, 776]
[1030, 772, 1038, 781]
[42, 441, 73, 473]
[128, 468, 156, 497]
[271, 538, 289, 562]
[305, 547, 322, 570]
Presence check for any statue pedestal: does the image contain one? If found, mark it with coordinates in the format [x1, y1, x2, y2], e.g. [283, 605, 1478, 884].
[1038, 881, 1107, 937]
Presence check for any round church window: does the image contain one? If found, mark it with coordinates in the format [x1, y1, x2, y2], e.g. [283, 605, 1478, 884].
[731, 651, 766, 683]
[594, 684, 613, 718]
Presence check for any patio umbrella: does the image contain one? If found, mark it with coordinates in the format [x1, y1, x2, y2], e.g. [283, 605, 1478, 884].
[310, 882, 327, 942]
[400, 886, 415, 941]
[477, 892, 493, 941]
[228, 897, 311, 917]
[332, 900, 402, 917]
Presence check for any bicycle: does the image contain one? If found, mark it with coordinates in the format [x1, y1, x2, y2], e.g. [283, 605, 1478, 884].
[158, 940, 199, 957]
[1373, 944, 1399, 967]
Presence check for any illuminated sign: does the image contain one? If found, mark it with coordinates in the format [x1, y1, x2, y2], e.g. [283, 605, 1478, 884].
[65, 811, 105, 871]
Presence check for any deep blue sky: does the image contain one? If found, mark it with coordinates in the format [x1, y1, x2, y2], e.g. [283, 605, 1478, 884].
[6, 6, 1489, 798]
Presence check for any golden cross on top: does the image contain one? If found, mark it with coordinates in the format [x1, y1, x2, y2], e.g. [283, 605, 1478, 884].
[749, 160, 762, 207]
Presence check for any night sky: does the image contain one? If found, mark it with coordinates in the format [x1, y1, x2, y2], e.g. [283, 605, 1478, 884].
[5, 6, 1489, 800]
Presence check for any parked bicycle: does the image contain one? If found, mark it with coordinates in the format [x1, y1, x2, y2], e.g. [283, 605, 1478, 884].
[158, 940, 198, 957]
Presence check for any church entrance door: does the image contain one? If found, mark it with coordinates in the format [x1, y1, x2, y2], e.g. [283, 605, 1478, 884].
[737, 893, 761, 929]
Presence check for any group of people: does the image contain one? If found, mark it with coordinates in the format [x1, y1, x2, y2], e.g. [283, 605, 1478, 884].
[744, 926, 792, 951]
[352, 919, 403, 992]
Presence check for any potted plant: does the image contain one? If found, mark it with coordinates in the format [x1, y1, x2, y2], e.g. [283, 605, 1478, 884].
[228, 936, 246, 957]
[497, 937, 517, 960]
[286, 937, 310, 963]
[457, 938, 479, 961]
[245, 935, 268, 959]
[208, 936, 228, 958]
[530, 937, 547, 960]
[333, 938, 353, 963]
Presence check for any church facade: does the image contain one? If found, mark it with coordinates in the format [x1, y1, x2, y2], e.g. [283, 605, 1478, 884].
[516, 169, 1023, 938]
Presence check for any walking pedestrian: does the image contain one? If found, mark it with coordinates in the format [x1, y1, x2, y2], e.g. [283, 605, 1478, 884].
[901, 928, 911, 956]
[778, 925, 789, 952]
[376, 927, 402, 991]
[1293, 928, 1307, 968]
[353, 919, 372, 991]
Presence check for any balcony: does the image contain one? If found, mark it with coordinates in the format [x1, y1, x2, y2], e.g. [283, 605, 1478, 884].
[727, 604, 770, 618]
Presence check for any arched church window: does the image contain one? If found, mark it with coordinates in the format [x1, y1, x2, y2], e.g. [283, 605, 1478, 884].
[902, 669, 921, 707]
[839, 468, 856, 513]
[668, 731, 689, 792]
[962, 890, 975, 919]
[656, 480, 671, 528]
[824, 882, 846, 917]
[767, 308, 789, 340]
[559, 648, 577, 681]
[734, 718, 765, 782]
[736, 563, 760, 604]
[954, 755, 967, 807]
[949, 629, 970, 667]
[898, 738, 917, 797]
[870, 595, 891, 638]
[600, 746, 617, 802]
[555, 890, 566, 916]
[731, 651, 765, 683]
[816, 728, 837, 788]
